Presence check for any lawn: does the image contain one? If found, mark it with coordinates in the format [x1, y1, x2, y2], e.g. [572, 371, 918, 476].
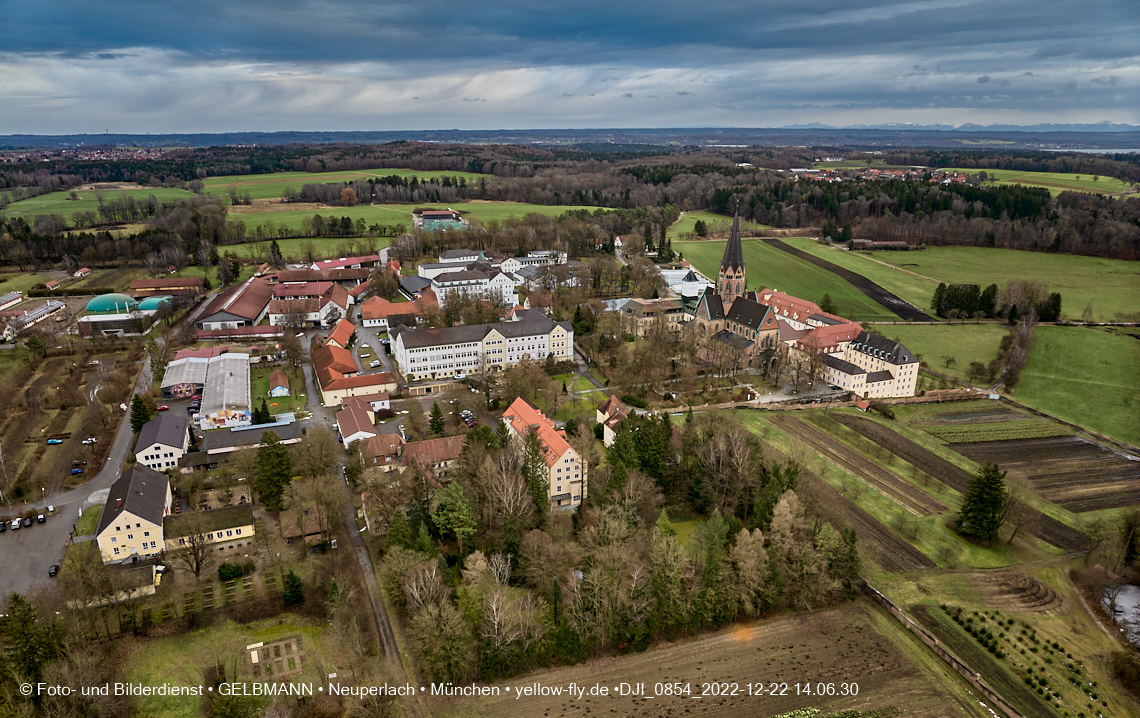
[939, 167, 1131, 196]
[667, 211, 772, 238]
[1, 187, 199, 223]
[75, 506, 100, 536]
[249, 367, 308, 415]
[674, 237, 901, 322]
[204, 168, 491, 200]
[220, 236, 392, 262]
[0, 271, 65, 295]
[1012, 326, 1140, 447]
[866, 323, 1008, 382]
[783, 239, 1140, 323]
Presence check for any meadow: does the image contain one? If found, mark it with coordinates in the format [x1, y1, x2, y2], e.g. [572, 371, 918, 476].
[204, 168, 490, 200]
[782, 238, 1140, 323]
[674, 237, 901, 322]
[1, 187, 198, 222]
[939, 168, 1132, 196]
[1012, 326, 1140, 447]
[865, 323, 1008, 382]
[667, 210, 772, 238]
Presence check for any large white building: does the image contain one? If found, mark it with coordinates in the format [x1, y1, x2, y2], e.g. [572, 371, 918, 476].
[390, 314, 573, 382]
[431, 269, 518, 309]
[502, 397, 585, 509]
[199, 353, 252, 429]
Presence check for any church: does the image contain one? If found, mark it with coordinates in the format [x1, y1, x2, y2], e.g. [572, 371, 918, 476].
[688, 216, 919, 398]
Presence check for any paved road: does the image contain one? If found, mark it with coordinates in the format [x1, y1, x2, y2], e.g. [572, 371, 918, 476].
[0, 356, 153, 598]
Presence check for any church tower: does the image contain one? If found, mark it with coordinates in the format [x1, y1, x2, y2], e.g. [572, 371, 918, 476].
[717, 215, 745, 304]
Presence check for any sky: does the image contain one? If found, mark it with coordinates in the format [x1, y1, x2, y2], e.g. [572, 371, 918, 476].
[0, 0, 1137, 134]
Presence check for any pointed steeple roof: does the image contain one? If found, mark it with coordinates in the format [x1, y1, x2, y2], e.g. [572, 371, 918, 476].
[720, 215, 744, 274]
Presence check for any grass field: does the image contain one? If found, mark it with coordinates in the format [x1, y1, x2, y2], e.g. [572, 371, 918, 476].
[783, 239, 1140, 323]
[940, 168, 1132, 196]
[250, 367, 308, 415]
[75, 506, 100, 536]
[867, 324, 1008, 382]
[667, 211, 772, 238]
[204, 168, 490, 200]
[675, 238, 901, 322]
[1, 187, 199, 223]
[230, 200, 605, 234]
[922, 420, 1067, 444]
[1012, 326, 1140, 447]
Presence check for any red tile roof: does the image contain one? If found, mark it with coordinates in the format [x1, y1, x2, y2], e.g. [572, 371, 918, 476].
[326, 318, 355, 348]
[502, 397, 572, 467]
[337, 403, 377, 441]
[321, 372, 396, 392]
[199, 277, 273, 322]
[364, 433, 404, 461]
[311, 343, 358, 375]
[402, 434, 465, 469]
[361, 296, 417, 321]
[268, 370, 290, 391]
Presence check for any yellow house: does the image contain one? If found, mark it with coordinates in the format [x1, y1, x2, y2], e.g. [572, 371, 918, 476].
[162, 504, 255, 553]
[95, 465, 172, 564]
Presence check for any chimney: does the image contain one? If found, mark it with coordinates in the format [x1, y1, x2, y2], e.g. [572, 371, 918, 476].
[116, 498, 122, 507]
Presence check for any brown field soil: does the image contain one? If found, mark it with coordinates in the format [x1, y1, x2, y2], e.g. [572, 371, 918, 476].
[911, 605, 1057, 718]
[763, 238, 935, 322]
[762, 441, 935, 572]
[229, 200, 330, 214]
[834, 415, 1084, 551]
[969, 570, 1064, 614]
[916, 409, 1024, 425]
[772, 415, 947, 517]
[438, 601, 984, 718]
[951, 436, 1140, 513]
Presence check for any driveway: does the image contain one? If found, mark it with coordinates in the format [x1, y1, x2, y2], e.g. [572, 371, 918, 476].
[0, 355, 153, 598]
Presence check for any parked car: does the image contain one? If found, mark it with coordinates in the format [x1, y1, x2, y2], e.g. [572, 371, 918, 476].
[46, 439, 62, 445]
[71, 468, 84, 475]
[454, 373, 466, 380]
[157, 405, 169, 411]
[360, 343, 370, 348]
[36, 514, 45, 524]
[369, 360, 381, 368]
[82, 437, 97, 445]
[48, 565, 59, 577]
[0, 521, 6, 533]
[296, 332, 305, 338]
[10, 519, 20, 530]
[360, 353, 371, 358]
[22, 517, 32, 528]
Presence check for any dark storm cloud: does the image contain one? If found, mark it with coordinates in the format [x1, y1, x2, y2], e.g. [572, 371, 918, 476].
[0, 0, 1136, 132]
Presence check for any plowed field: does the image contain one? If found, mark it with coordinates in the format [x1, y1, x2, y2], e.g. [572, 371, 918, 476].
[834, 416, 1084, 551]
[951, 436, 1140, 513]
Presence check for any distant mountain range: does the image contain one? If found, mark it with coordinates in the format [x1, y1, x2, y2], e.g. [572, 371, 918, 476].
[781, 122, 1140, 132]
[2, 126, 1139, 151]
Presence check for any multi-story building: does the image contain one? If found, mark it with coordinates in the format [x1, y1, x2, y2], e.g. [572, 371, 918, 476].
[267, 281, 350, 327]
[135, 413, 190, 472]
[390, 314, 573, 382]
[621, 297, 686, 337]
[431, 269, 518, 308]
[163, 505, 255, 554]
[501, 398, 585, 509]
[95, 465, 171, 563]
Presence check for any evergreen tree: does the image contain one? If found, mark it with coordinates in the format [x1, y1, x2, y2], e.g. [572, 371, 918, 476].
[694, 219, 708, 237]
[253, 397, 272, 425]
[1008, 304, 1019, 325]
[819, 293, 838, 314]
[522, 432, 550, 527]
[414, 521, 435, 555]
[958, 463, 1008, 542]
[130, 395, 155, 433]
[0, 593, 58, 684]
[432, 481, 475, 553]
[931, 282, 948, 316]
[386, 508, 411, 549]
[841, 221, 853, 241]
[282, 570, 305, 606]
[253, 431, 293, 511]
[429, 402, 445, 435]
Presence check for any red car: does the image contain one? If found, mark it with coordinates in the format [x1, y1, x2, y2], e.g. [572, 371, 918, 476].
[157, 405, 170, 411]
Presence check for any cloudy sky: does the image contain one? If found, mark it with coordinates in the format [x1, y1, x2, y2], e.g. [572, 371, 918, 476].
[0, 0, 1137, 134]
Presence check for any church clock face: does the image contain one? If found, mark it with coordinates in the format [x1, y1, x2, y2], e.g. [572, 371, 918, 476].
[171, 383, 196, 398]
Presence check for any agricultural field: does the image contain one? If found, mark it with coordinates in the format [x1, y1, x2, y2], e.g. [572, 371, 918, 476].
[866, 323, 1008, 383]
[921, 420, 1067, 444]
[1012, 326, 1140, 448]
[674, 238, 900, 323]
[204, 168, 490, 200]
[441, 601, 990, 718]
[0, 186, 198, 223]
[951, 436, 1140, 513]
[939, 168, 1132, 197]
[877, 566, 1140, 718]
[668, 210, 772, 238]
[794, 239, 1140, 323]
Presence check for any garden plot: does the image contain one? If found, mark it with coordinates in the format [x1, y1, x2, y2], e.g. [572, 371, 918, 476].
[950, 436, 1140, 513]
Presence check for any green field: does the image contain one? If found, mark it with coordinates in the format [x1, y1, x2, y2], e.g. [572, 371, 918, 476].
[674, 237, 901, 322]
[1013, 326, 1140, 447]
[232, 200, 604, 235]
[783, 238, 1140, 323]
[667, 211, 772, 238]
[867, 323, 1008, 382]
[922, 420, 1067, 444]
[250, 367, 308, 415]
[204, 168, 490, 200]
[940, 167, 1132, 196]
[1, 187, 199, 223]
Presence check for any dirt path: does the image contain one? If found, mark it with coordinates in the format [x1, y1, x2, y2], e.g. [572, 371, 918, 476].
[835, 415, 1085, 551]
[771, 415, 946, 517]
[762, 238, 936, 322]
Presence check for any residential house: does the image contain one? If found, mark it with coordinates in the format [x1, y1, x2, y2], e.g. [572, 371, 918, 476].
[95, 465, 171, 563]
[621, 297, 685, 337]
[596, 396, 629, 447]
[324, 318, 356, 349]
[74, 267, 91, 278]
[400, 434, 465, 476]
[134, 413, 190, 472]
[267, 281, 349, 328]
[502, 397, 585, 508]
[363, 433, 404, 472]
[336, 398, 377, 448]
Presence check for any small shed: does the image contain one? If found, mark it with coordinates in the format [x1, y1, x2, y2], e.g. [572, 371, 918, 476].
[855, 399, 871, 412]
[268, 370, 291, 397]
[45, 280, 61, 290]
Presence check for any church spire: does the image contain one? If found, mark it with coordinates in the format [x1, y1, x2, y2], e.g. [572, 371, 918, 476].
[717, 214, 745, 303]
